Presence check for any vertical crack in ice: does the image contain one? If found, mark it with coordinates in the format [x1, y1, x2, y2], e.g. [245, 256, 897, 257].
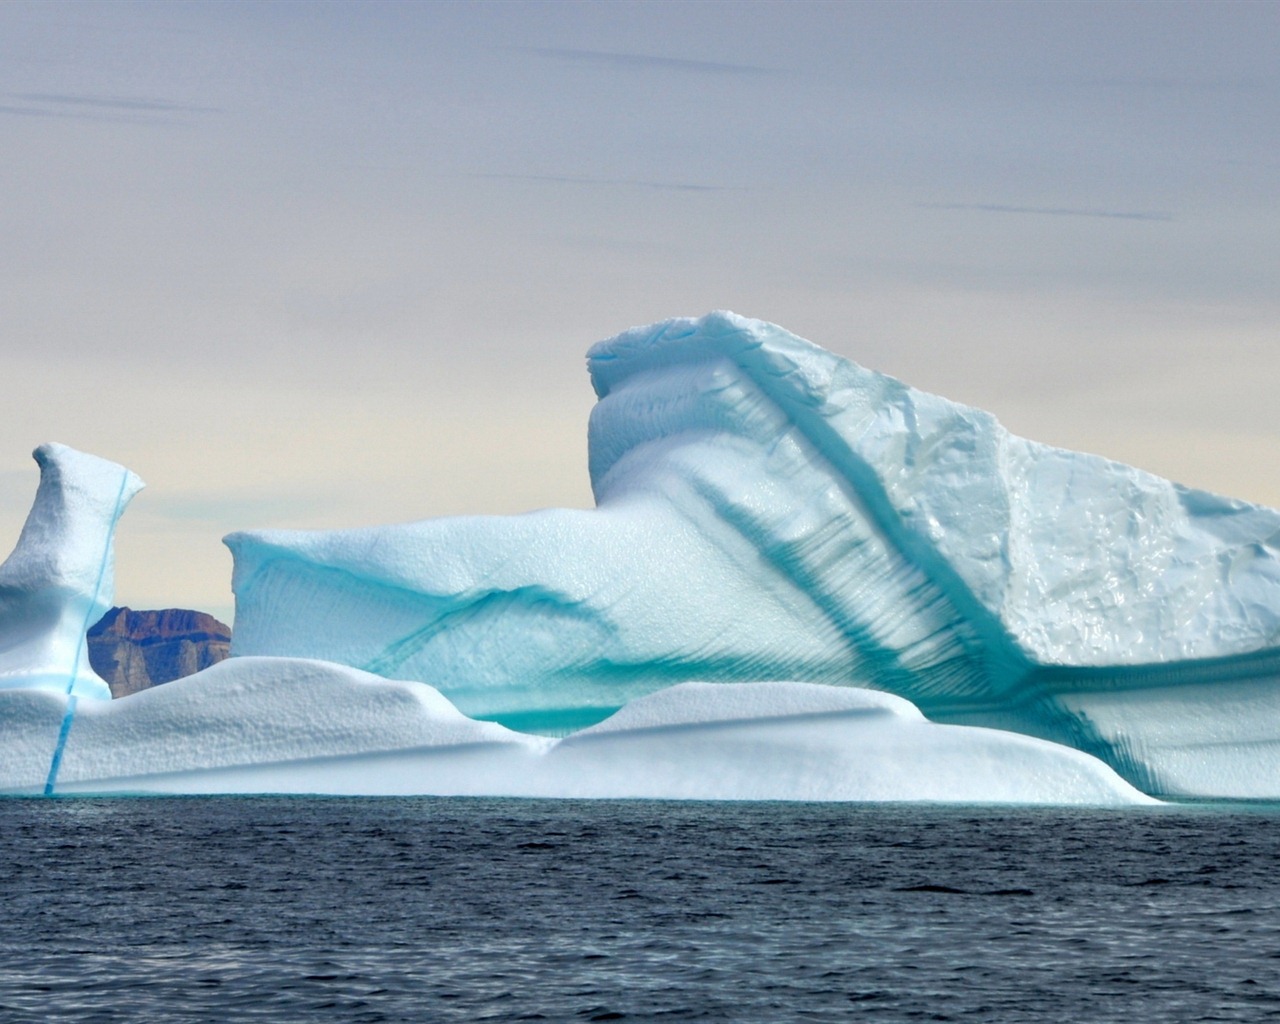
[43, 468, 131, 796]
[43, 696, 78, 796]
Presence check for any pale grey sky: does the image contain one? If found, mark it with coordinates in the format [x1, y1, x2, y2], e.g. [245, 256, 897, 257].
[1, 0, 1277, 622]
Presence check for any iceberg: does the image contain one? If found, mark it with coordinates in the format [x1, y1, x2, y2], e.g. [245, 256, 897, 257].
[0, 443, 1155, 804]
[0, 444, 143, 702]
[6, 308, 1280, 803]
[225, 312, 1280, 798]
[0, 665, 1151, 804]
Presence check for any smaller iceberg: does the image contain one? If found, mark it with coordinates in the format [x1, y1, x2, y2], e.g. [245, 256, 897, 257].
[0, 444, 143, 701]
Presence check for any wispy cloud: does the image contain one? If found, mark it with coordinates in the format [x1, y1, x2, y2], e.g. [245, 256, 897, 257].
[0, 103, 152, 124]
[918, 202, 1174, 222]
[1072, 75, 1267, 92]
[1, 92, 220, 124]
[16, 93, 220, 113]
[524, 47, 784, 77]
[471, 172, 740, 193]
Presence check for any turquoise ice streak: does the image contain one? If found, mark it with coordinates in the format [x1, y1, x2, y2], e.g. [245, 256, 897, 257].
[43, 468, 132, 796]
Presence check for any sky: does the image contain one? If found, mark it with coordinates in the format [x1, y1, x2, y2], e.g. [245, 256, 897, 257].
[1, 0, 1277, 624]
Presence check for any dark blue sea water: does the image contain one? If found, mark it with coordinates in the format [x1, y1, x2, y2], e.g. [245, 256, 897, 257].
[2, 798, 1279, 1022]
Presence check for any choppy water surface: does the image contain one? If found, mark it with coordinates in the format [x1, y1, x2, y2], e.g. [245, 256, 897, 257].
[2, 798, 1279, 1022]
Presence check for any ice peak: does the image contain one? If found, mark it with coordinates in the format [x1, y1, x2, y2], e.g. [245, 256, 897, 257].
[0, 443, 144, 700]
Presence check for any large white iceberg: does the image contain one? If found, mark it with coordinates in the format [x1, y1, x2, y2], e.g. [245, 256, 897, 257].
[0, 664, 1151, 804]
[225, 312, 1280, 797]
[5, 311, 1280, 801]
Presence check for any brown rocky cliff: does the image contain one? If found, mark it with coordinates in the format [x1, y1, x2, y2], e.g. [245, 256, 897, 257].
[87, 607, 232, 698]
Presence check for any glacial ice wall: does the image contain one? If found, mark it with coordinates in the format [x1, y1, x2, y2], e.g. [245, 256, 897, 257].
[0, 444, 143, 701]
[226, 313, 1280, 796]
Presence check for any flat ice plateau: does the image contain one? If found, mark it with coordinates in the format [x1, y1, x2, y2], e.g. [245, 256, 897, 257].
[4, 312, 1280, 801]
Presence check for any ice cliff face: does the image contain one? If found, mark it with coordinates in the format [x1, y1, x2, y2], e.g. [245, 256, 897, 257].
[225, 313, 1280, 796]
[0, 444, 143, 701]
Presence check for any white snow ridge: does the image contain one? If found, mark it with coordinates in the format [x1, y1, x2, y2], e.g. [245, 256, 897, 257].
[0, 668, 1150, 804]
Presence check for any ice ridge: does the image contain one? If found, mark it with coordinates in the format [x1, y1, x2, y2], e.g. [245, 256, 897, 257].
[0, 667, 1153, 805]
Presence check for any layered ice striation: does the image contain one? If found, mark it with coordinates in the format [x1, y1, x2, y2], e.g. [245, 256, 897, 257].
[0, 444, 143, 701]
[0, 667, 1151, 804]
[227, 313, 1280, 798]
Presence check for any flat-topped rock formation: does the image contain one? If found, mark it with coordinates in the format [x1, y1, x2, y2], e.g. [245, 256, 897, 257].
[88, 607, 231, 698]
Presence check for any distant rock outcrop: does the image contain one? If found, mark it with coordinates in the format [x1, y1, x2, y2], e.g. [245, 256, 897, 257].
[87, 607, 231, 698]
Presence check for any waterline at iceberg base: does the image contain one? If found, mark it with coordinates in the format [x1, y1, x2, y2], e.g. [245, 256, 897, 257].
[3, 314, 1280, 801]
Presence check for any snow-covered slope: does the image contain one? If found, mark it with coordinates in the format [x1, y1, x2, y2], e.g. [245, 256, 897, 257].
[0, 666, 1150, 804]
[0, 444, 143, 701]
[544, 682, 1153, 804]
[226, 313, 1280, 796]
[0, 657, 545, 796]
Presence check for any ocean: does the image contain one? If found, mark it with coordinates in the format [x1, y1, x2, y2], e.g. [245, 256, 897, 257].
[1, 797, 1278, 1022]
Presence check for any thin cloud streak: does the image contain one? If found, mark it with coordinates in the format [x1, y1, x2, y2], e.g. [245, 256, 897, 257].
[919, 202, 1174, 222]
[1069, 75, 1267, 92]
[14, 92, 221, 114]
[524, 46, 785, 77]
[1, 92, 220, 124]
[471, 172, 740, 193]
[0, 103, 166, 124]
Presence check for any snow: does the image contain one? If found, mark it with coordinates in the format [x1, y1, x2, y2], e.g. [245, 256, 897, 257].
[0, 444, 143, 701]
[547, 682, 1154, 804]
[225, 313, 1280, 796]
[0, 665, 1151, 804]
